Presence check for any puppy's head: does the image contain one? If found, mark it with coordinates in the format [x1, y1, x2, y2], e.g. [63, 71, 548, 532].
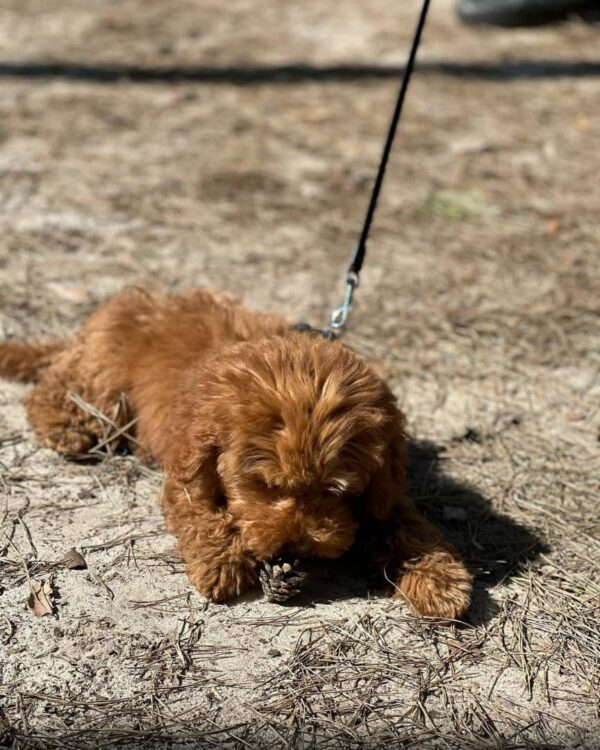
[169, 334, 404, 561]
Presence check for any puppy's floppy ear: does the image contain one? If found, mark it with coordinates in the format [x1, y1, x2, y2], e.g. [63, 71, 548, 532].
[167, 422, 218, 484]
[162, 383, 221, 485]
[363, 403, 408, 520]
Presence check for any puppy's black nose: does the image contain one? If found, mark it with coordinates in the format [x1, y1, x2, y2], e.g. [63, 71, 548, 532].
[279, 542, 312, 562]
[278, 543, 296, 559]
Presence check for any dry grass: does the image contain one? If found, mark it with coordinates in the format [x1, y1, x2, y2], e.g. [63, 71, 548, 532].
[1, 0, 599, 747]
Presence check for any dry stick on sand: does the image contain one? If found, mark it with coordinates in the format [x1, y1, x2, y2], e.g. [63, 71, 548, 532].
[1, 613, 15, 645]
[67, 392, 140, 456]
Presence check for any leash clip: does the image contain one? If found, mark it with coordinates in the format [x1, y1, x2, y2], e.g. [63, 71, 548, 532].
[330, 271, 359, 331]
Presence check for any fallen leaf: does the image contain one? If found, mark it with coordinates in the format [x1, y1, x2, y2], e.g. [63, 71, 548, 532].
[61, 547, 87, 570]
[27, 578, 55, 617]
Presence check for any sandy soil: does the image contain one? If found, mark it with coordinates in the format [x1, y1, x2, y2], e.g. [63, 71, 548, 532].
[0, 0, 599, 748]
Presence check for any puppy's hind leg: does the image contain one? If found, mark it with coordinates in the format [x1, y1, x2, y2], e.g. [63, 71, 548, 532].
[24, 344, 125, 457]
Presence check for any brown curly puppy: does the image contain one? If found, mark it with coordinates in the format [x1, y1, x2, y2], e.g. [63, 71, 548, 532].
[0, 287, 471, 618]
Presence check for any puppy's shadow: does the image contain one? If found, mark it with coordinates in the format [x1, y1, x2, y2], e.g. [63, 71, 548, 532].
[290, 438, 545, 625]
[405, 438, 546, 625]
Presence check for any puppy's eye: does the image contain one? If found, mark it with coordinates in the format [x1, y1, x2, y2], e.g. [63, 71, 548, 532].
[213, 493, 227, 509]
[327, 488, 358, 504]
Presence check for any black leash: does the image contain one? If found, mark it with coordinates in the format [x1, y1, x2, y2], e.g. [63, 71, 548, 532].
[327, 0, 432, 334]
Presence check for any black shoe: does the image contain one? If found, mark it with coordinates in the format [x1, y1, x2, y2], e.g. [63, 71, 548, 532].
[456, 0, 599, 26]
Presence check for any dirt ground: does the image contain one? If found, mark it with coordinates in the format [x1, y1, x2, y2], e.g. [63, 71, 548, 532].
[0, 0, 599, 747]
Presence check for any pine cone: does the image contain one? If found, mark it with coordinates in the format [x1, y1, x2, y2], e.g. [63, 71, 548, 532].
[259, 559, 307, 603]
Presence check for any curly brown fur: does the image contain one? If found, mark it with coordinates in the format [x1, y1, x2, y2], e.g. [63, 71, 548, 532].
[0, 340, 64, 382]
[0, 287, 471, 618]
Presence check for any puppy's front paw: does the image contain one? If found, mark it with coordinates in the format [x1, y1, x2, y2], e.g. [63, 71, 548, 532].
[188, 558, 256, 603]
[396, 551, 472, 619]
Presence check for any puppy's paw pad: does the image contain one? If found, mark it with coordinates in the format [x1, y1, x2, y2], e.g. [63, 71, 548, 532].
[397, 553, 472, 619]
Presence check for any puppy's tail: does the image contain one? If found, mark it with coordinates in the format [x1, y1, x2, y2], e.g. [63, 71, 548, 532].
[0, 340, 64, 382]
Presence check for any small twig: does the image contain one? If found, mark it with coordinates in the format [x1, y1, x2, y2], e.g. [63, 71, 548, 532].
[1, 613, 14, 645]
[16, 516, 38, 559]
